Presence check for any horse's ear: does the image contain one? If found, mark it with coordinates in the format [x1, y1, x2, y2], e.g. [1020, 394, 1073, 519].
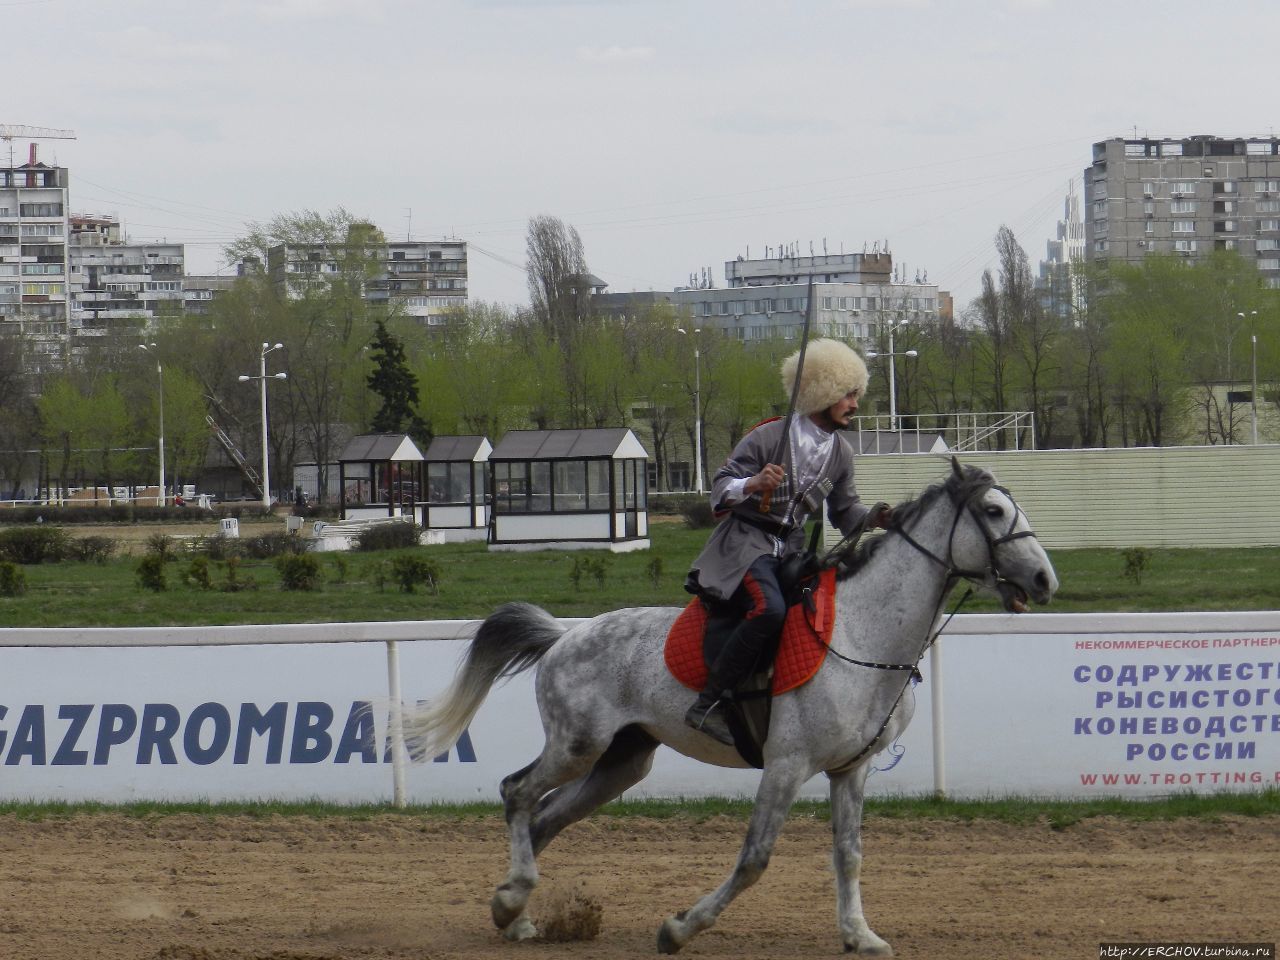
[950, 455, 963, 479]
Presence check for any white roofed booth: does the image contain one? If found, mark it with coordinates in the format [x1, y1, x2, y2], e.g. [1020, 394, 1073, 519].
[488, 428, 650, 552]
[338, 434, 425, 523]
[423, 435, 492, 542]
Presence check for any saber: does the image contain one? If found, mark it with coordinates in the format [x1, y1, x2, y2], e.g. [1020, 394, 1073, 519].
[760, 272, 815, 514]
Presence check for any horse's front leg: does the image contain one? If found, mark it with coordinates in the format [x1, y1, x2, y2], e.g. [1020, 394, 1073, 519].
[657, 758, 809, 954]
[829, 765, 892, 955]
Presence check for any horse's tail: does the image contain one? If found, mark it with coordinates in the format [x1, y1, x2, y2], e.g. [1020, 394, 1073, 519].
[403, 602, 565, 761]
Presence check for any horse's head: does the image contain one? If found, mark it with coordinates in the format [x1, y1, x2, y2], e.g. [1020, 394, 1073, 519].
[938, 458, 1058, 612]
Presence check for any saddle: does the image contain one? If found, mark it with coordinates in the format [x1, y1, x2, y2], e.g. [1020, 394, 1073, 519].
[664, 566, 838, 766]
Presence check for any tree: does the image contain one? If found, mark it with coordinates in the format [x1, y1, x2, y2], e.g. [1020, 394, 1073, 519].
[367, 320, 428, 442]
[525, 215, 596, 427]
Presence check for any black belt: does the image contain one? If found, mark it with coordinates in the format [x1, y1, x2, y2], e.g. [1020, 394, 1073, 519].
[733, 511, 794, 539]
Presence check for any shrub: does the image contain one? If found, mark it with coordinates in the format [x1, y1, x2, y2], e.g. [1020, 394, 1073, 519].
[0, 560, 27, 596]
[65, 536, 118, 564]
[390, 554, 440, 594]
[136, 555, 167, 592]
[569, 554, 611, 591]
[277, 553, 322, 591]
[193, 534, 242, 561]
[183, 556, 213, 590]
[1121, 547, 1151, 585]
[244, 532, 305, 559]
[355, 522, 419, 552]
[219, 556, 256, 592]
[677, 496, 716, 529]
[645, 555, 664, 587]
[0, 525, 70, 564]
[144, 533, 178, 562]
[329, 553, 350, 584]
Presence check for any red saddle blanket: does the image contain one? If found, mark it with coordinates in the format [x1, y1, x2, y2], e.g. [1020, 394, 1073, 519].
[665, 568, 837, 696]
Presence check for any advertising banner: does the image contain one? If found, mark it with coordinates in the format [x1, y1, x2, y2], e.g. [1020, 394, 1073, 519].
[1, 617, 1277, 802]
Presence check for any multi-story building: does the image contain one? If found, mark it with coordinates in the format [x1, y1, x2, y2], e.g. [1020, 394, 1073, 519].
[267, 234, 468, 326]
[0, 151, 71, 372]
[1084, 135, 1280, 287]
[68, 215, 184, 340]
[1037, 181, 1086, 317]
[594, 248, 944, 347]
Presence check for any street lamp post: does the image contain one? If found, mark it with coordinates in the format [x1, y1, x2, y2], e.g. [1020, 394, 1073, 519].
[238, 342, 287, 510]
[866, 320, 917, 431]
[1239, 311, 1259, 444]
[138, 343, 165, 506]
[676, 327, 704, 494]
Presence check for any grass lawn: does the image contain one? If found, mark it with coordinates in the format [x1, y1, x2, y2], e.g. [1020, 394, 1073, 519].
[2, 520, 1280, 627]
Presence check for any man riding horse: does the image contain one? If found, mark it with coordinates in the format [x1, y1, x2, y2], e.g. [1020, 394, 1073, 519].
[683, 338, 891, 746]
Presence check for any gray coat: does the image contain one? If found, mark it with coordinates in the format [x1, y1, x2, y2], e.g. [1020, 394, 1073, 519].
[686, 418, 870, 601]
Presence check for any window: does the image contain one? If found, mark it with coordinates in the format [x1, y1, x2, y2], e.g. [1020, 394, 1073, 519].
[1261, 220, 1280, 232]
[1214, 220, 1238, 233]
[1257, 200, 1280, 214]
[1213, 181, 1238, 194]
[1161, 142, 1184, 156]
[1093, 199, 1107, 218]
[1093, 239, 1107, 253]
[717, 301, 729, 315]
[1145, 220, 1155, 235]
[1256, 239, 1279, 251]
[1247, 142, 1274, 155]
[587, 461, 610, 510]
[1214, 200, 1237, 214]
[1143, 200, 1155, 215]
[1257, 180, 1280, 194]
[553, 461, 586, 512]
[1172, 220, 1195, 233]
[1125, 142, 1146, 156]
[1259, 259, 1280, 270]
[1174, 240, 1197, 253]
[18, 202, 63, 217]
[1142, 182, 1155, 197]
[1172, 182, 1196, 196]
[1171, 200, 1196, 214]
[821, 296, 833, 309]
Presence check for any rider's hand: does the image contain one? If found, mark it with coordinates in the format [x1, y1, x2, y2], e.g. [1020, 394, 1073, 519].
[871, 505, 894, 529]
[745, 463, 784, 496]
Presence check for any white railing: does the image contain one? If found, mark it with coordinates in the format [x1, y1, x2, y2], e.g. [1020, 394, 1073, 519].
[852, 411, 1037, 453]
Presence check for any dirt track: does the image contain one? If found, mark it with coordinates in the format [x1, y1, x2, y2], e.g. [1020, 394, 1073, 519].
[1, 813, 1275, 960]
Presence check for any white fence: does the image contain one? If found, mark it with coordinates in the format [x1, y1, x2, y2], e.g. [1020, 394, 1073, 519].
[1, 611, 1278, 803]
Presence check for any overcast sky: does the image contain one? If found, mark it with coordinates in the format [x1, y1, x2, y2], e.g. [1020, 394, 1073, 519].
[11, 0, 1277, 310]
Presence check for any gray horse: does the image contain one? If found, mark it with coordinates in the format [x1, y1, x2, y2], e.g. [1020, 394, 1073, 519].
[405, 461, 1058, 955]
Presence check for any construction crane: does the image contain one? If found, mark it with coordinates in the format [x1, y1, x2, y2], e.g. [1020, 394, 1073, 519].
[0, 124, 76, 169]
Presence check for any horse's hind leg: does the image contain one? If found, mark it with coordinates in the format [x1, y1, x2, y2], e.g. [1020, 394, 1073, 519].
[491, 731, 610, 940]
[657, 758, 809, 954]
[830, 766, 892, 955]
[530, 725, 659, 855]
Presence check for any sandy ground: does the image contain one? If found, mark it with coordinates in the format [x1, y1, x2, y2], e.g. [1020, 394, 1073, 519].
[0, 813, 1274, 960]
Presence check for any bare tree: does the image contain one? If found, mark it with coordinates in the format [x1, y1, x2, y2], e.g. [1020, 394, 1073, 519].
[525, 215, 595, 427]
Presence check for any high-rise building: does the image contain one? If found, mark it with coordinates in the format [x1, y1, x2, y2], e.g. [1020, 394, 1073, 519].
[1037, 181, 1086, 317]
[594, 247, 944, 347]
[0, 151, 71, 372]
[267, 233, 468, 326]
[68, 215, 184, 343]
[1084, 135, 1280, 287]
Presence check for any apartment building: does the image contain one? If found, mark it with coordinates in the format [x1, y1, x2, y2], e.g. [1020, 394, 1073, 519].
[68, 215, 184, 339]
[1084, 135, 1280, 286]
[594, 248, 943, 347]
[267, 234, 468, 326]
[0, 154, 71, 372]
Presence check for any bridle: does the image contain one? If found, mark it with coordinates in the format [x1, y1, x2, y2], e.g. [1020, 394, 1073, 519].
[889, 481, 1039, 596]
[821, 481, 1041, 774]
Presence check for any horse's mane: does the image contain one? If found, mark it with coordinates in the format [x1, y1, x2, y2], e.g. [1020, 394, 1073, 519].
[835, 462, 997, 581]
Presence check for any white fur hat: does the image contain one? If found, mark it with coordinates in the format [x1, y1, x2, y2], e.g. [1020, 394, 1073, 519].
[780, 338, 868, 415]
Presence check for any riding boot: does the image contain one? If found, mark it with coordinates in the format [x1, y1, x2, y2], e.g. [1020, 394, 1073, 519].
[684, 619, 771, 747]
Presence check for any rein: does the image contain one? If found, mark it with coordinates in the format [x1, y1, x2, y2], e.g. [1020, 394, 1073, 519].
[819, 481, 1036, 775]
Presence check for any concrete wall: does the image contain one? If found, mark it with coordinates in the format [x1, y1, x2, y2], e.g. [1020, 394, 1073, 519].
[849, 445, 1280, 549]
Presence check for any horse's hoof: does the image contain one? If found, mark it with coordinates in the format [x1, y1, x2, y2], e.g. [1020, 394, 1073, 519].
[657, 914, 687, 954]
[844, 935, 893, 956]
[491, 884, 528, 930]
[503, 916, 538, 942]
